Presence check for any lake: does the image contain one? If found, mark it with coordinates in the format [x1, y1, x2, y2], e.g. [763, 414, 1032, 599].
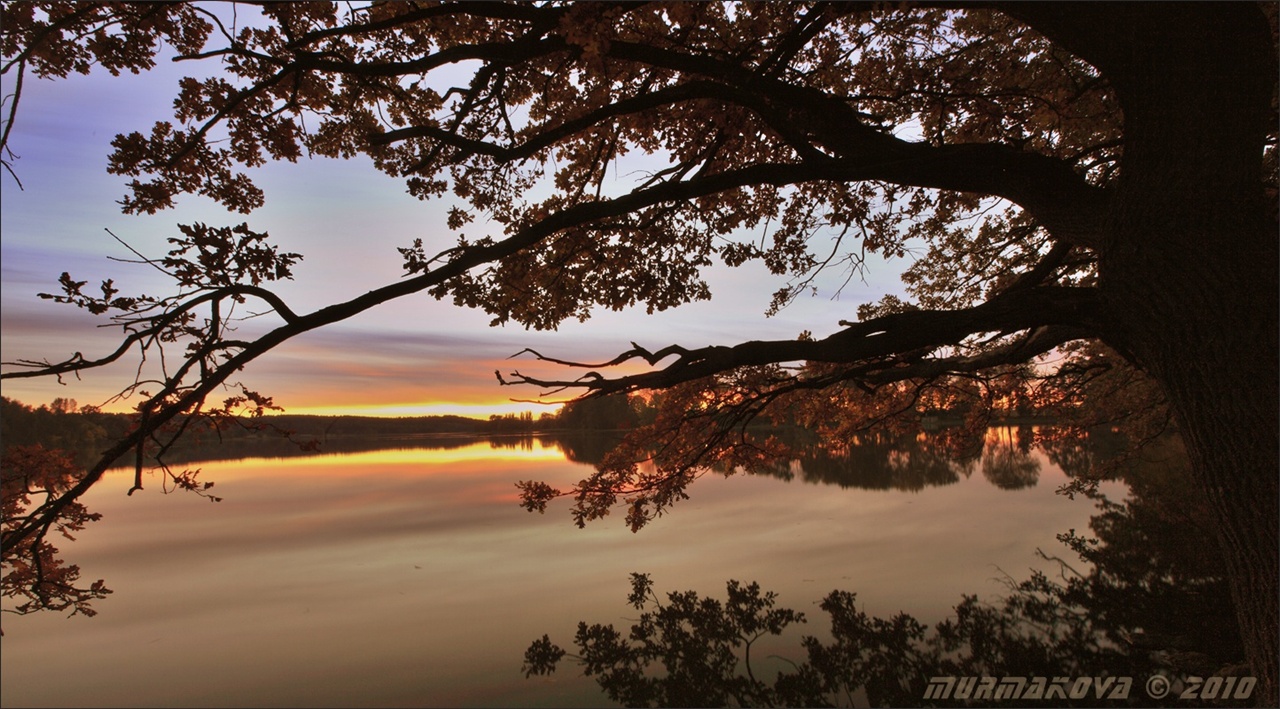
[1, 428, 1124, 707]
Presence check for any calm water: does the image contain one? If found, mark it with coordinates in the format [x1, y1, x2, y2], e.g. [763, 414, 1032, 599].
[1, 429, 1122, 707]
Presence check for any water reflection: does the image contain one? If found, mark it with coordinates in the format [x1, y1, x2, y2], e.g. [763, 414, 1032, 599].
[732, 427, 1044, 493]
[980, 427, 1041, 490]
[529, 437, 1245, 707]
[92, 425, 1126, 501]
[751, 433, 971, 491]
[3, 428, 1128, 707]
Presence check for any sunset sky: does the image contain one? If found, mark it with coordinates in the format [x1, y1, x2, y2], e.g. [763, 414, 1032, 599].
[0, 37, 907, 419]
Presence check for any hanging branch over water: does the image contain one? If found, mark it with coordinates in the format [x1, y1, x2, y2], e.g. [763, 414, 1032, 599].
[1, 5, 1274, 697]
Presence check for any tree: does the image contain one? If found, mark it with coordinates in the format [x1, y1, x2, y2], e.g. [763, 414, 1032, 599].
[526, 447, 1248, 707]
[1, 2, 1274, 699]
[556, 392, 643, 430]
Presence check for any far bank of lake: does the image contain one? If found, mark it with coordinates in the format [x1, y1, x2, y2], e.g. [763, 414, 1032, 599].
[1, 428, 1131, 707]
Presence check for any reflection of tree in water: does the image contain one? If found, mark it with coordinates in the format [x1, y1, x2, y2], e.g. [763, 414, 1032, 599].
[774, 432, 974, 491]
[747, 428, 1051, 493]
[1038, 424, 1156, 488]
[549, 425, 1129, 494]
[980, 427, 1041, 490]
[488, 435, 537, 452]
[112, 433, 576, 467]
[1060, 438, 1240, 677]
[173, 426, 1056, 495]
[156, 433, 490, 464]
[527, 442, 1246, 707]
[752, 425, 1149, 494]
[547, 431, 629, 467]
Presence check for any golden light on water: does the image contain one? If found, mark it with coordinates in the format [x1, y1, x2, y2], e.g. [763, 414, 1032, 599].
[282, 441, 570, 467]
[107, 440, 572, 481]
[7, 433, 1126, 707]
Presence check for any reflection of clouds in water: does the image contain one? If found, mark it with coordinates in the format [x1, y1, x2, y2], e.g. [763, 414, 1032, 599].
[2, 437, 1120, 707]
[84, 448, 577, 567]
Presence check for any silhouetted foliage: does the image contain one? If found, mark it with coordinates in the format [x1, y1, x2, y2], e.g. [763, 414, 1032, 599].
[1, 445, 112, 624]
[0, 396, 564, 462]
[527, 449, 1246, 707]
[1, 3, 1274, 694]
[0, 397, 132, 468]
[556, 393, 646, 431]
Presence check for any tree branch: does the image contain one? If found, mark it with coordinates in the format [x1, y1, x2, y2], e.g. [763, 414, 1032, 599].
[371, 81, 750, 164]
[5, 148, 968, 554]
[600, 39, 1109, 248]
[503, 286, 1101, 396]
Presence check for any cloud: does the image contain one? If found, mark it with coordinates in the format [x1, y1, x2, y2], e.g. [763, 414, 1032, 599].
[1, 45, 911, 418]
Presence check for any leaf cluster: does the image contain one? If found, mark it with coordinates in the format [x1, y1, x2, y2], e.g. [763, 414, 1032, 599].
[515, 340, 1152, 530]
[5, 2, 1119, 331]
[1, 445, 112, 621]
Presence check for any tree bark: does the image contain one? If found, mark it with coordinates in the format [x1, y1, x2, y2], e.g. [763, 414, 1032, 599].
[1110, 192, 1279, 706]
[1007, 4, 1279, 702]
[1084, 5, 1278, 703]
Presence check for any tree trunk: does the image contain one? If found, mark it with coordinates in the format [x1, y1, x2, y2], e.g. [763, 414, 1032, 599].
[1108, 216, 1279, 706]
[1095, 6, 1279, 701]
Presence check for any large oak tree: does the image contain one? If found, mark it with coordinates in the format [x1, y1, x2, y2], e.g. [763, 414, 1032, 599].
[2, 2, 1275, 699]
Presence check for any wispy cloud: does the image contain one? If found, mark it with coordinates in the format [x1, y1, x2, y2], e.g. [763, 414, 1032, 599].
[1, 47, 904, 417]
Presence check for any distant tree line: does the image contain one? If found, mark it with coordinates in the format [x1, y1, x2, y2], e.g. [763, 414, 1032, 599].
[554, 394, 654, 431]
[0, 397, 134, 468]
[0, 394, 657, 466]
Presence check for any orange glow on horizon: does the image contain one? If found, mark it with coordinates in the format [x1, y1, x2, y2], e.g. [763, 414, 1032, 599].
[271, 442, 571, 468]
[104, 440, 574, 480]
[34, 398, 564, 419]
[282, 400, 564, 419]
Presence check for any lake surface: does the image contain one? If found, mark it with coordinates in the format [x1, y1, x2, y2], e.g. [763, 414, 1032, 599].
[1, 429, 1123, 707]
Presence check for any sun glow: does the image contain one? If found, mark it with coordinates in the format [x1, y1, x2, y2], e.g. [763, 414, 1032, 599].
[277, 442, 571, 468]
[282, 401, 562, 419]
[106, 440, 571, 481]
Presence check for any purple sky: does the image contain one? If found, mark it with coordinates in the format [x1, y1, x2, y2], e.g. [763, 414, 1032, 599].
[0, 30, 908, 418]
